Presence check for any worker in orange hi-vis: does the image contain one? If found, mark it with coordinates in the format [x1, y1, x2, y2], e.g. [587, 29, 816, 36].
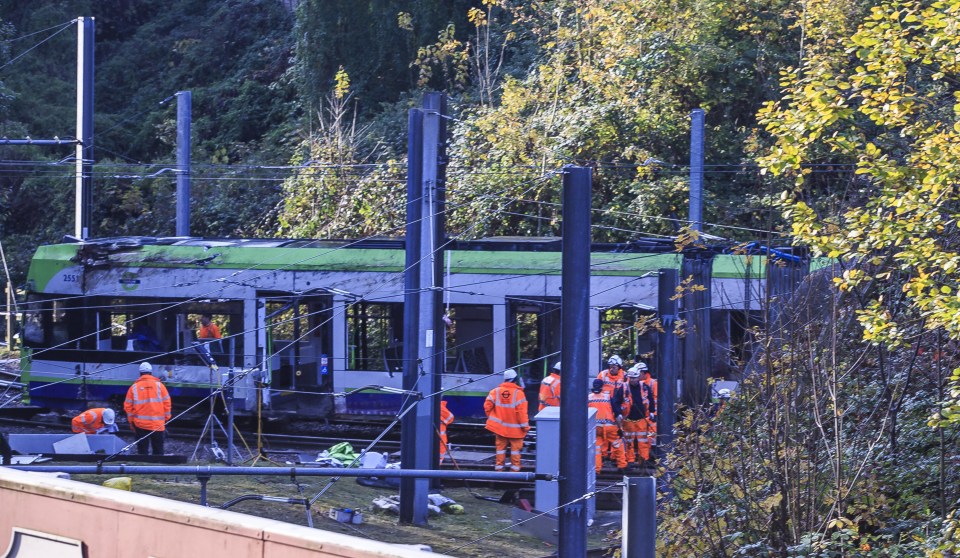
[623, 363, 656, 465]
[484, 369, 530, 472]
[588, 378, 627, 473]
[639, 361, 659, 456]
[538, 361, 561, 411]
[597, 355, 628, 398]
[198, 314, 221, 340]
[439, 399, 455, 463]
[597, 355, 630, 460]
[71, 407, 117, 434]
[123, 362, 172, 456]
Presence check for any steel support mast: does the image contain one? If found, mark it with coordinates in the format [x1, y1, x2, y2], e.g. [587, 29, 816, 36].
[558, 165, 592, 556]
[175, 91, 192, 236]
[75, 17, 94, 239]
[400, 93, 445, 525]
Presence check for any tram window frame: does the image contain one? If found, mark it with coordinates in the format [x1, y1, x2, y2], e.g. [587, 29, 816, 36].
[21, 295, 86, 350]
[262, 296, 330, 387]
[21, 296, 48, 347]
[179, 304, 243, 365]
[444, 304, 493, 374]
[49, 299, 74, 348]
[507, 297, 561, 382]
[713, 309, 761, 375]
[346, 301, 403, 371]
[599, 306, 658, 368]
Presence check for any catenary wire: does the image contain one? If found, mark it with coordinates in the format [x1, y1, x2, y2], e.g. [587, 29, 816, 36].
[19, 171, 560, 391]
[0, 19, 76, 73]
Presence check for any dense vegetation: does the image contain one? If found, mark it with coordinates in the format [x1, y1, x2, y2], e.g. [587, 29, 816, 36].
[4, 0, 960, 555]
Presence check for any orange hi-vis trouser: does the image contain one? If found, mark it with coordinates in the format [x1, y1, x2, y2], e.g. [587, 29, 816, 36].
[623, 418, 655, 462]
[495, 435, 524, 472]
[595, 425, 627, 472]
[439, 432, 449, 462]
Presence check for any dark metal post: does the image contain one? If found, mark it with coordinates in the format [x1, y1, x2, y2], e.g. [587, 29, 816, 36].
[422, 92, 447, 475]
[400, 94, 446, 524]
[175, 91, 192, 236]
[656, 269, 679, 455]
[400, 108, 426, 524]
[291, 298, 300, 391]
[226, 368, 235, 466]
[5, 284, 12, 349]
[681, 253, 713, 406]
[559, 165, 591, 557]
[689, 108, 705, 233]
[622, 476, 656, 558]
[198, 472, 211, 506]
[75, 17, 94, 239]
[227, 337, 236, 464]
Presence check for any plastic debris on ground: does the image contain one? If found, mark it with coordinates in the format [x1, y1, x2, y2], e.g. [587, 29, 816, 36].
[428, 493, 465, 515]
[372, 495, 401, 515]
[311, 442, 361, 467]
[310, 452, 344, 468]
[102, 477, 132, 491]
[359, 451, 387, 469]
[371, 494, 439, 516]
[326, 442, 359, 465]
[371, 493, 464, 516]
[355, 456, 400, 488]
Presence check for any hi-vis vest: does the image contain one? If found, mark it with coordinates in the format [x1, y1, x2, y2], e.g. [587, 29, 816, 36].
[71, 408, 108, 434]
[642, 376, 658, 412]
[484, 382, 529, 438]
[539, 373, 561, 410]
[124, 374, 171, 431]
[588, 390, 617, 426]
[598, 368, 629, 416]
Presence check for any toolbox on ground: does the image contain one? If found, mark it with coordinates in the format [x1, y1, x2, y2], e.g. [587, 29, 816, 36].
[328, 507, 363, 524]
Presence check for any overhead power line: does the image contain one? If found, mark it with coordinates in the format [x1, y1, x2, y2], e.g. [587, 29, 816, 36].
[0, 19, 76, 73]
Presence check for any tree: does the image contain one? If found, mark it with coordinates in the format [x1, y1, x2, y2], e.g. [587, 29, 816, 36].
[275, 68, 406, 239]
[445, 0, 800, 242]
[751, 0, 960, 552]
[758, 0, 960, 417]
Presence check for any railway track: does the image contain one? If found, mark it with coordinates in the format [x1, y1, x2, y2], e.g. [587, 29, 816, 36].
[0, 414, 644, 486]
[0, 415, 516, 460]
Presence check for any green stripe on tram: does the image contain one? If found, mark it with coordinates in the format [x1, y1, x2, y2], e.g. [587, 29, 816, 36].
[27, 245, 83, 292]
[27, 241, 824, 287]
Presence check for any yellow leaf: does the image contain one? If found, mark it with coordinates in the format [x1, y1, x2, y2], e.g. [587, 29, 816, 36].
[761, 493, 783, 513]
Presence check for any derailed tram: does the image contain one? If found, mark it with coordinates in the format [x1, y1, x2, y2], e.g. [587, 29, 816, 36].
[18, 236, 774, 419]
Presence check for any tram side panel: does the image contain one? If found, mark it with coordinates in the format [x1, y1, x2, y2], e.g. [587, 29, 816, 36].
[23, 264, 255, 411]
[330, 273, 661, 419]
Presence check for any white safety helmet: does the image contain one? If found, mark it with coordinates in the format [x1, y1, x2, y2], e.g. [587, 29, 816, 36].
[139, 362, 153, 374]
[717, 388, 732, 399]
[102, 408, 116, 425]
[626, 365, 643, 378]
[503, 369, 518, 381]
[552, 361, 561, 372]
[607, 355, 623, 367]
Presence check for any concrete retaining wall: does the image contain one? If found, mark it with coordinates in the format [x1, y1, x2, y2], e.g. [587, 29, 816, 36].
[0, 467, 443, 558]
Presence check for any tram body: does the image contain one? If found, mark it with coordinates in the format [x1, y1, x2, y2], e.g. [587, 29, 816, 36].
[19, 237, 767, 418]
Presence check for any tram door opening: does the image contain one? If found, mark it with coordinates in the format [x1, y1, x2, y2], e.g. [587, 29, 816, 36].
[444, 304, 493, 375]
[261, 294, 333, 415]
[600, 306, 658, 370]
[508, 298, 561, 404]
